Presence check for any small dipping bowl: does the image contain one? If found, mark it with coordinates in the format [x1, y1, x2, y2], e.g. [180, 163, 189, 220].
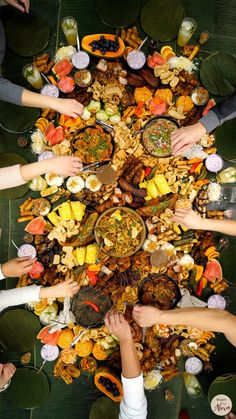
[127, 50, 146, 70]
[191, 87, 209, 106]
[207, 294, 226, 309]
[18, 244, 37, 259]
[72, 51, 90, 69]
[41, 84, 59, 98]
[74, 69, 92, 87]
[205, 154, 224, 173]
[185, 357, 203, 375]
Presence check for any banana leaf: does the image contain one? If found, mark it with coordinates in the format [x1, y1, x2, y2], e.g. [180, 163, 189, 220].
[200, 52, 236, 96]
[5, 12, 50, 57]
[0, 102, 39, 134]
[0, 309, 41, 353]
[208, 374, 236, 412]
[89, 397, 119, 419]
[96, 0, 142, 28]
[7, 367, 49, 409]
[141, 0, 184, 42]
[215, 119, 236, 160]
[0, 153, 29, 199]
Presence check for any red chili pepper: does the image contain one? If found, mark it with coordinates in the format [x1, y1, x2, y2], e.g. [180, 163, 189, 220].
[87, 269, 98, 286]
[196, 279, 204, 296]
[144, 167, 152, 177]
[135, 101, 145, 117]
[190, 162, 201, 174]
[81, 300, 100, 313]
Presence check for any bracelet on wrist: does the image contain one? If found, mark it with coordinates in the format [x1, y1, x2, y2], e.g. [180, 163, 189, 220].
[0, 379, 11, 392]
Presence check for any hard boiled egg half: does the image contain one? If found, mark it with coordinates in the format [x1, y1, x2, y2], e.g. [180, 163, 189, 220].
[66, 176, 85, 193]
[45, 173, 64, 187]
[85, 174, 102, 192]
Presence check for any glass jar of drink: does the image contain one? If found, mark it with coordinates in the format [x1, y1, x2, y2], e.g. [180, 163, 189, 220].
[177, 18, 197, 47]
[183, 372, 203, 398]
[61, 17, 78, 46]
[22, 64, 43, 89]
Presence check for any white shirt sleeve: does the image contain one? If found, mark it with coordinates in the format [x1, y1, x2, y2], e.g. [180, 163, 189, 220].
[119, 374, 147, 419]
[0, 264, 5, 280]
[0, 285, 41, 312]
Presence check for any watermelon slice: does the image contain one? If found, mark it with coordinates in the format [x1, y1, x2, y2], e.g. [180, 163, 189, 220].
[152, 51, 166, 65]
[45, 122, 56, 141]
[29, 261, 44, 279]
[147, 55, 156, 69]
[204, 259, 222, 282]
[52, 58, 73, 79]
[37, 326, 61, 346]
[48, 126, 65, 146]
[25, 216, 46, 235]
[58, 76, 75, 93]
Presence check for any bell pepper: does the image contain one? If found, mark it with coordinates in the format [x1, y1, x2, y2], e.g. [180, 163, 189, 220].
[135, 101, 145, 117]
[87, 269, 98, 286]
[194, 264, 204, 281]
[196, 277, 208, 296]
[194, 179, 210, 188]
[80, 300, 100, 313]
[187, 158, 203, 165]
[190, 162, 203, 174]
[144, 167, 152, 178]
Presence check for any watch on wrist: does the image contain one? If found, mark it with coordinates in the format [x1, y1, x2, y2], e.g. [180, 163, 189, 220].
[0, 379, 11, 392]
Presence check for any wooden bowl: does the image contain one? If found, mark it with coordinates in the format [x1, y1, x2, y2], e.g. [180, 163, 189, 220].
[94, 206, 146, 258]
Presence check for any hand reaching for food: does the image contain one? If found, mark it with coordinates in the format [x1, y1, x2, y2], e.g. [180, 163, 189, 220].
[171, 122, 207, 155]
[52, 98, 84, 118]
[40, 278, 80, 299]
[3, 0, 29, 13]
[133, 305, 162, 327]
[1, 257, 36, 277]
[105, 310, 132, 344]
[0, 363, 16, 390]
[172, 208, 205, 230]
[47, 156, 83, 177]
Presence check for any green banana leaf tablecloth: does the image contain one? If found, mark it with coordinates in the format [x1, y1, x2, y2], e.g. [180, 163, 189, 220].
[0, 1, 236, 418]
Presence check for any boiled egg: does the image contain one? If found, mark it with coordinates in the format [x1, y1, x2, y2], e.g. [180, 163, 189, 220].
[45, 173, 64, 187]
[66, 176, 85, 193]
[85, 174, 102, 192]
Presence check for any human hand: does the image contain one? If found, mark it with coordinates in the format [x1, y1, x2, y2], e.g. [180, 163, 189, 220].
[40, 278, 80, 299]
[4, 0, 29, 13]
[47, 156, 83, 177]
[171, 122, 207, 155]
[52, 98, 84, 118]
[225, 414, 236, 419]
[172, 208, 206, 230]
[0, 363, 16, 390]
[133, 305, 162, 327]
[105, 310, 132, 344]
[1, 257, 36, 278]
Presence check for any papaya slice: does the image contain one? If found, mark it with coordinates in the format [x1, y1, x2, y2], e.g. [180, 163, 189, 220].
[82, 34, 125, 59]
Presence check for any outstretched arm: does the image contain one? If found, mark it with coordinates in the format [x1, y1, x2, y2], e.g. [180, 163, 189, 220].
[133, 306, 236, 347]
[172, 208, 236, 236]
[0, 156, 82, 191]
[105, 311, 147, 419]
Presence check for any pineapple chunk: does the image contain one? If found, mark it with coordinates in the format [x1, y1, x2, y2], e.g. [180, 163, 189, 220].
[146, 180, 159, 198]
[75, 247, 86, 266]
[59, 202, 74, 220]
[85, 243, 99, 264]
[173, 223, 181, 235]
[48, 210, 61, 226]
[153, 174, 171, 195]
[145, 194, 153, 201]
[181, 225, 189, 232]
[70, 201, 86, 222]
[139, 181, 147, 189]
